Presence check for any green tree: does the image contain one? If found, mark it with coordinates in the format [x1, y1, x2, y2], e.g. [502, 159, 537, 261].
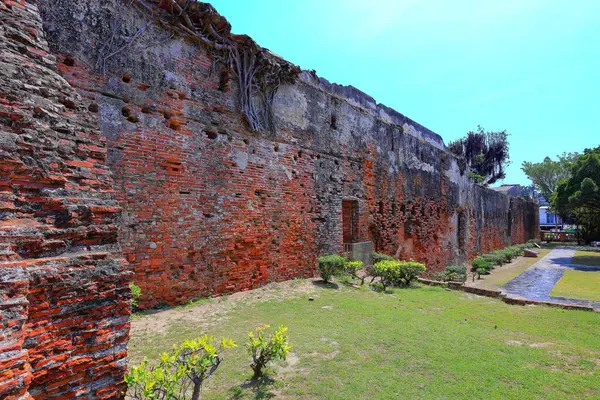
[521, 152, 577, 202]
[448, 125, 510, 185]
[553, 147, 600, 243]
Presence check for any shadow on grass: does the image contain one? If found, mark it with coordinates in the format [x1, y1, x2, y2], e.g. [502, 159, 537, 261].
[228, 375, 277, 399]
[311, 280, 339, 290]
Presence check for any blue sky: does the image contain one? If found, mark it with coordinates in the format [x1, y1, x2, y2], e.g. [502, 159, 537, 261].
[211, 0, 600, 186]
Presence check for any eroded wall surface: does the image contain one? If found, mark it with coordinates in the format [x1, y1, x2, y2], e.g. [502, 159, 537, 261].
[0, 1, 129, 398]
[33, 0, 538, 310]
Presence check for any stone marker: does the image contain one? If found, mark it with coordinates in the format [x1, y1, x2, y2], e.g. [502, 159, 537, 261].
[524, 249, 539, 258]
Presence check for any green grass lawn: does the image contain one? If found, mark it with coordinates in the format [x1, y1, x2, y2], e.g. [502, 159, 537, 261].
[551, 270, 600, 302]
[129, 282, 600, 399]
[470, 249, 551, 290]
[572, 250, 600, 267]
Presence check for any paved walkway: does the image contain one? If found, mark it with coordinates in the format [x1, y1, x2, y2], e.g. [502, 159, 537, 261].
[501, 248, 600, 310]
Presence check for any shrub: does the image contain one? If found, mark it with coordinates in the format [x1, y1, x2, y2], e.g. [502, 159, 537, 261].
[126, 335, 236, 400]
[507, 245, 524, 257]
[471, 256, 492, 272]
[498, 248, 514, 263]
[372, 260, 426, 288]
[475, 267, 488, 280]
[429, 271, 447, 282]
[130, 282, 142, 310]
[482, 252, 503, 266]
[397, 260, 426, 285]
[372, 260, 401, 290]
[445, 265, 467, 282]
[344, 260, 363, 278]
[247, 325, 291, 380]
[372, 251, 395, 264]
[317, 254, 346, 282]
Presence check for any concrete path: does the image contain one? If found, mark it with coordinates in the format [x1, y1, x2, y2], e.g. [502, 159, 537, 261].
[502, 248, 600, 310]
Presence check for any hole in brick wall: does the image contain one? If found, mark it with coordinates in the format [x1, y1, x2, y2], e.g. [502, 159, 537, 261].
[298, 150, 303, 158]
[168, 118, 182, 130]
[180, 191, 191, 195]
[203, 213, 214, 218]
[218, 67, 229, 92]
[163, 111, 171, 119]
[122, 106, 131, 117]
[127, 115, 139, 123]
[274, 145, 279, 152]
[243, 138, 249, 145]
[330, 114, 338, 130]
[17, 46, 27, 54]
[122, 74, 131, 83]
[88, 103, 99, 113]
[205, 130, 218, 140]
[316, 154, 321, 159]
[141, 105, 151, 114]
[334, 160, 339, 166]
[293, 155, 298, 162]
[59, 97, 76, 109]
[64, 56, 75, 67]
[227, 135, 233, 141]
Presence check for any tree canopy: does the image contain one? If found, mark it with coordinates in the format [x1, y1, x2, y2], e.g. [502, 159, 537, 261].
[521, 152, 577, 202]
[553, 146, 600, 243]
[448, 125, 510, 185]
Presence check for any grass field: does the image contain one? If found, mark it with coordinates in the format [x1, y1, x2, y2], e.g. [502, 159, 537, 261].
[129, 280, 600, 399]
[551, 270, 600, 302]
[572, 250, 600, 267]
[470, 249, 552, 290]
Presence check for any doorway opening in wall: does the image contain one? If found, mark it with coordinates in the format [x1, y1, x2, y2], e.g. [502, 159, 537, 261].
[343, 199, 359, 245]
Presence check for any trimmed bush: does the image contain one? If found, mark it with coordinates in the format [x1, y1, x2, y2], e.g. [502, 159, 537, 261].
[317, 254, 346, 282]
[398, 261, 426, 285]
[372, 260, 426, 289]
[344, 260, 363, 278]
[472, 256, 492, 272]
[372, 260, 401, 290]
[445, 265, 467, 282]
[482, 252, 504, 266]
[372, 251, 395, 264]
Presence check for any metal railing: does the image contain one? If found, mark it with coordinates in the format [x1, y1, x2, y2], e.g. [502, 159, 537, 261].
[540, 231, 577, 242]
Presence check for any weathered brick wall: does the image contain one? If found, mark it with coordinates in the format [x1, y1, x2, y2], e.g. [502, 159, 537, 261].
[0, 0, 130, 398]
[33, 0, 538, 310]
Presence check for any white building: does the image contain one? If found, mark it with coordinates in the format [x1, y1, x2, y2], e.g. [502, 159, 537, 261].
[539, 205, 563, 231]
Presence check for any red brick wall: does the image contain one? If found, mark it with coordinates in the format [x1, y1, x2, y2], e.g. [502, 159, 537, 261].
[0, 1, 129, 398]
[34, 0, 539, 311]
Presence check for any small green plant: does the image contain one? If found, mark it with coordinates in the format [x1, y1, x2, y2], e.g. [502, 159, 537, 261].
[471, 257, 492, 281]
[130, 282, 142, 310]
[247, 325, 291, 380]
[372, 251, 395, 264]
[482, 252, 503, 266]
[344, 260, 363, 282]
[372, 260, 426, 289]
[475, 267, 487, 280]
[444, 265, 467, 282]
[371, 260, 401, 290]
[125, 335, 236, 400]
[317, 254, 347, 282]
[397, 260, 426, 285]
